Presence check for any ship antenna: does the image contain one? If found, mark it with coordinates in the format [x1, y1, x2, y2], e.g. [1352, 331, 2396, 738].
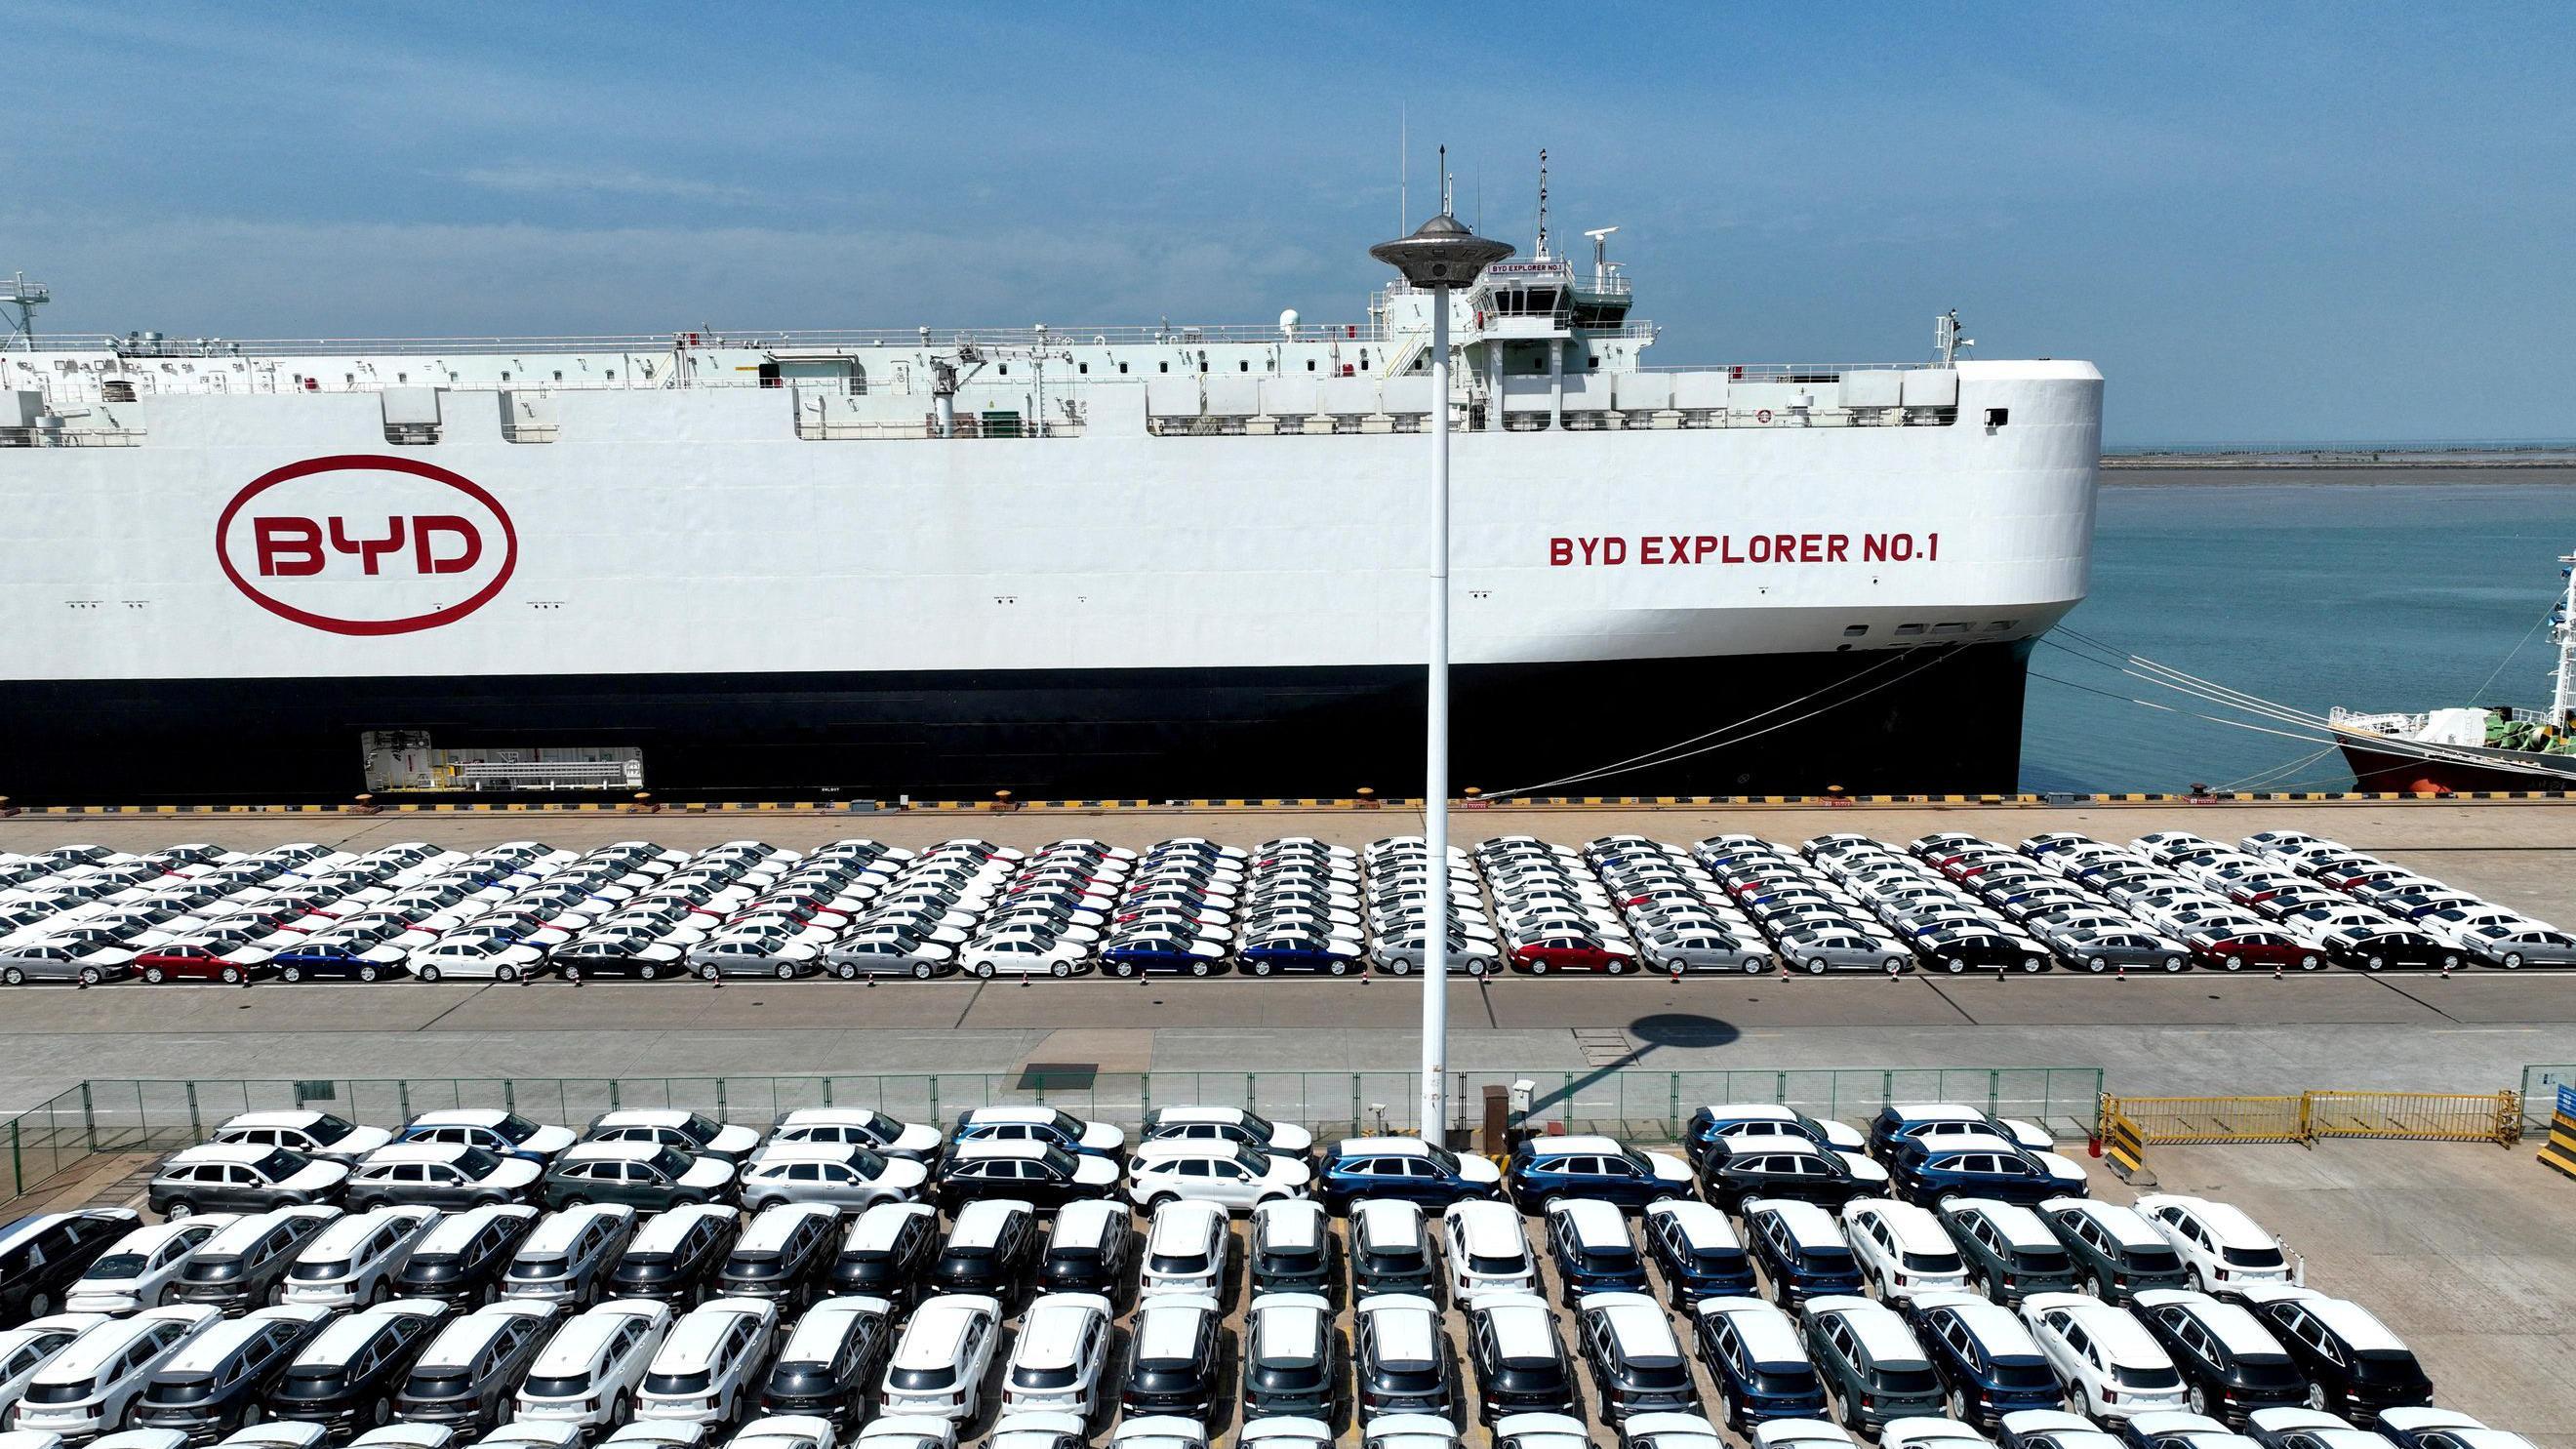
[1534, 148, 1550, 262]
[2, 272, 47, 351]
[1399, 103, 1408, 233]
[1439, 144, 1451, 217]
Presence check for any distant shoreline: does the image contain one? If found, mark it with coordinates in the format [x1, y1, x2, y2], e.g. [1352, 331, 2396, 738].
[2104, 447, 2576, 473]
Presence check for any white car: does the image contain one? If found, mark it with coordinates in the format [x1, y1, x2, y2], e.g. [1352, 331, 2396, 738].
[1127, 1143, 1309, 1212]
[2020, 1293, 2190, 1420]
[1444, 1199, 1540, 1299]
[1993, 1414, 2116, 1449]
[1877, 1421, 1997, 1449]
[408, 937, 549, 984]
[514, 1300, 674, 1432]
[987, 1413, 1086, 1449]
[727, 1417, 835, 1449]
[1113, 1418, 1211, 1449]
[2373, 1411, 2536, 1449]
[1841, 1199, 1971, 1300]
[11, 1308, 220, 1439]
[348, 1429, 455, 1449]
[470, 1426, 585, 1449]
[850, 1421, 954, 1449]
[955, 937, 1090, 979]
[877, 1295, 1001, 1422]
[279, 1205, 439, 1308]
[633, 1299, 778, 1427]
[207, 1112, 392, 1163]
[2133, 1196, 2295, 1295]
[64, 1220, 236, 1314]
[1137, 1200, 1230, 1298]
[998, 1293, 1113, 1417]
[1238, 1420, 1335, 1449]
[1490, 1413, 1590, 1449]
[0, 1314, 111, 1428]
[1621, 1413, 1728, 1449]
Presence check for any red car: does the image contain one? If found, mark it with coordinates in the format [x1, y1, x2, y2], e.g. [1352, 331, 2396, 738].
[132, 942, 270, 984]
[2187, 930, 2323, 972]
[1509, 936, 1639, 974]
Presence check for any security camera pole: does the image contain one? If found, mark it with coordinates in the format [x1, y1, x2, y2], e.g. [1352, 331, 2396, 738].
[1371, 159, 1512, 1147]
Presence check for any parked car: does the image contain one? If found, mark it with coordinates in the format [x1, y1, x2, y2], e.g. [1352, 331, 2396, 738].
[63, 1219, 229, 1316]
[262, 1300, 453, 1437]
[391, 1304, 559, 1433]
[343, 1147, 542, 1213]
[1576, 1291, 1695, 1426]
[629, 1299, 778, 1429]
[935, 1143, 1120, 1213]
[2040, 1201, 2193, 1306]
[2132, 1198, 2295, 1298]
[1507, 1138, 1693, 1213]
[1795, 1295, 1944, 1434]
[1546, 1199, 1649, 1302]
[1240, 1291, 1341, 1423]
[1317, 1139, 1502, 1212]
[739, 1146, 927, 1214]
[1901, 1290, 2066, 1428]
[207, 1116, 392, 1167]
[394, 1114, 574, 1166]
[130, 1305, 332, 1442]
[541, 1145, 736, 1213]
[2129, 1291, 2307, 1426]
[1691, 1297, 1828, 1431]
[827, 1206, 937, 1309]
[499, 1205, 636, 1309]
[279, 1206, 439, 1309]
[1937, 1199, 2087, 1305]
[711, 1207, 840, 1311]
[12, 1308, 222, 1440]
[754, 1296, 894, 1431]
[148, 1148, 347, 1219]
[1247, 1198, 1332, 1300]
[1348, 1200, 1439, 1301]
[2020, 1294, 2192, 1421]
[1353, 1294, 1455, 1421]
[579, 1113, 760, 1166]
[602, 1205, 739, 1308]
[165, 1210, 341, 1316]
[1742, 1201, 1867, 1308]
[1698, 1145, 1874, 1214]
[1463, 1290, 1577, 1423]
[1126, 1144, 1311, 1212]
[997, 1293, 1113, 1420]
[389, 1207, 538, 1308]
[1138, 1201, 1230, 1300]
[2234, 1289, 2432, 1418]
[877, 1295, 1001, 1423]
[925, 1202, 1037, 1306]
[511, 1301, 673, 1435]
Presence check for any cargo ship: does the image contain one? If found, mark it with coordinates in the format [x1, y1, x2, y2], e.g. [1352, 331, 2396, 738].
[0, 214, 2102, 804]
[2331, 549, 2576, 793]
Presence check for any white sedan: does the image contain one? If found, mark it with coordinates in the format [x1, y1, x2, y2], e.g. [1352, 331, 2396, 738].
[957, 936, 1090, 979]
[410, 936, 550, 983]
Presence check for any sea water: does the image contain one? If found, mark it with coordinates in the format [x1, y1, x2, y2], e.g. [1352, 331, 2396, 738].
[2021, 475, 2576, 791]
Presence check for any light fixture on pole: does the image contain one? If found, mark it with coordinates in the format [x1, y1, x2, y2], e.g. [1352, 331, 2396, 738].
[1370, 163, 1512, 1148]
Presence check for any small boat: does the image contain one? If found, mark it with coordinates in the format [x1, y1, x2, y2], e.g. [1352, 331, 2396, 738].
[2331, 549, 2576, 792]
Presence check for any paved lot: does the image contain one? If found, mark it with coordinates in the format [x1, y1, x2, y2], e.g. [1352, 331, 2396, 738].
[2134, 1140, 2576, 1449]
[3, 802, 2567, 1107]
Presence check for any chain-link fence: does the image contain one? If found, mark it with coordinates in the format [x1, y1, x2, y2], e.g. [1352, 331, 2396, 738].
[2524, 1064, 2576, 1127]
[1, 1066, 2105, 1201]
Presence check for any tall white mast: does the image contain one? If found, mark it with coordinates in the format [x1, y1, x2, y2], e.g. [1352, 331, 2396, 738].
[2554, 550, 2576, 727]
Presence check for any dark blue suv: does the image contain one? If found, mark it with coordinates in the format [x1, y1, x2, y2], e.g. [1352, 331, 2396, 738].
[1642, 1201, 1757, 1308]
[1682, 1107, 1856, 1163]
[1889, 1139, 2076, 1207]
[1505, 1136, 1693, 1212]
[1544, 1200, 1649, 1302]
[1902, 1291, 2067, 1427]
[1691, 1298, 1830, 1430]
[1742, 1200, 1867, 1307]
[1316, 1137, 1503, 1211]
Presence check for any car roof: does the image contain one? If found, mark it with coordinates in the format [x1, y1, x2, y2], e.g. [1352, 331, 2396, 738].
[222, 1111, 335, 1130]
[1851, 1200, 1952, 1252]
[527, 1205, 629, 1255]
[1752, 1199, 1844, 1244]
[780, 1299, 886, 1361]
[1147, 1201, 1228, 1249]
[629, 1204, 735, 1254]
[561, 1142, 664, 1164]
[1357, 1295, 1439, 1360]
[368, 1143, 473, 1165]
[954, 1140, 1052, 1162]
[1699, 1299, 1805, 1362]
[1528, 1134, 1629, 1158]
[1334, 1137, 1432, 1157]
[1814, 1300, 1925, 1363]
[1352, 1199, 1427, 1241]
[1012, 1294, 1108, 1367]
[1945, 1199, 2056, 1248]
[40, 1313, 201, 1381]
[530, 1305, 664, 1376]
[658, 1302, 771, 1369]
[2042, 1300, 2166, 1362]
[1252, 1198, 1323, 1248]
[844, 1203, 936, 1252]
[740, 1205, 835, 1253]
[1474, 1294, 1558, 1357]
[1549, 1198, 1630, 1247]
[1647, 1200, 1739, 1246]
[169, 1143, 279, 1167]
[2302, 1299, 2406, 1352]
[949, 1199, 1031, 1249]
[2051, 1199, 2166, 1247]
[1251, 1295, 1328, 1362]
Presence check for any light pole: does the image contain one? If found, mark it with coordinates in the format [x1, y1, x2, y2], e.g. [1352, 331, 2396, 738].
[1371, 203, 1511, 1147]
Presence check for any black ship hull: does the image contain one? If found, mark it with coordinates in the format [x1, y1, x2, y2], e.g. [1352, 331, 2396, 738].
[1, 641, 2032, 804]
[2336, 734, 2576, 794]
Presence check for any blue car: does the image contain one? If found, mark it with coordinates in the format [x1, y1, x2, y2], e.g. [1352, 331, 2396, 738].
[1642, 1201, 1758, 1308]
[1315, 1136, 1503, 1211]
[1902, 1291, 2067, 1427]
[1693, 1297, 1831, 1430]
[1098, 936, 1229, 978]
[1544, 1199, 1650, 1301]
[1236, 934, 1361, 977]
[1506, 1135, 1695, 1212]
[1682, 1106, 1863, 1163]
[1889, 1138, 2083, 1207]
[951, 1107, 1126, 1157]
[266, 934, 410, 983]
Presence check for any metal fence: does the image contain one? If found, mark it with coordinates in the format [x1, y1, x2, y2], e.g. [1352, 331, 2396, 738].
[2102, 1090, 2523, 1153]
[2524, 1065, 2576, 1126]
[0, 1065, 2104, 1201]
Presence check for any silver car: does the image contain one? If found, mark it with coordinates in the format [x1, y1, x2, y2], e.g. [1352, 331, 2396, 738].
[0, 938, 136, 986]
[2455, 923, 2576, 969]
[1638, 930, 1773, 974]
[737, 1144, 930, 1212]
[2045, 928, 2191, 974]
[1773, 926, 1914, 974]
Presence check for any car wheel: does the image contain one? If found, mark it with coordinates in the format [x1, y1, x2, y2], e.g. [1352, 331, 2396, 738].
[279, 965, 303, 984]
[912, 962, 935, 980]
[1804, 958, 1828, 975]
[2222, 953, 2245, 972]
[832, 963, 858, 981]
[1189, 960, 1209, 977]
[242, 1404, 264, 1427]
[1250, 961, 1273, 977]
[2162, 956, 2188, 973]
[2088, 1270, 2111, 1299]
[2189, 1267, 2206, 1293]
[698, 963, 721, 981]
[2364, 954, 2386, 971]
[419, 965, 443, 984]
[974, 963, 996, 979]
[2503, 952, 2523, 970]
[370, 1397, 392, 1428]
[2189, 1385, 2209, 1416]
[76, 966, 102, 986]
[1050, 961, 1071, 978]
[1466, 958, 1490, 977]
[1, 967, 22, 986]
[1530, 960, 1549, 975]
[1327, 960, 1349, 976]
[1743, 957, 1765, 975]
[497, 965, 521, 983]
[2298, 954, 2322, 971]
[561, 1194, 589, 1209]
[1147, 1192, 1177, 1211]
[143, 965, 166, 983]
[1605, 958, 1627, 976]
[220, 965, 245, 984]
[1949, 1389, 1970, 1422]
[1389, 956, 1415, 976]
[2021, 956, 2045, 973]
[1111, 961, 1137, 978]
[2440, 954, 2460, 971]
[358, 965, 381, 982]
[163, 1199, 195, 1219]
[2307, 1384, 2330, 1412]
[1884, 956, 1908, 974]
[1944, 958, 1968, 975]
[22, 1290, 49, 1317]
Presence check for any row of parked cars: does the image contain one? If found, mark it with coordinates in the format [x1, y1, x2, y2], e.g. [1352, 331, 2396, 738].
[0, 1099, 2516, 1449]
[2, 828, 2561, 986]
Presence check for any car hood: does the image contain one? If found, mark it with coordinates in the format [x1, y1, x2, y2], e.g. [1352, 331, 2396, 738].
[705, 1125, 762, 1156]
[520, 1126, 578, 1156]
[679, 1158, 739, 1190]
[1456, 1155, 1504, 1186]
[1268, 1124, 1314, 1153]
[488, 1159, 545, 1189]
[1077, 1122, 1127, 1152]
[287, 1161, 352, 1191]
[889, 1125, 944, 1156]
[1646, 1152, 1694, 1184]
[881, 1159, 933, 1191]
[1836, 1152, 1890, 1184]
[1073, 1156, 1122, 1187]
[337, 1127, 396, 1157]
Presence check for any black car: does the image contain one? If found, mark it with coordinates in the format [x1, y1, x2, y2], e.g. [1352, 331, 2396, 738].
[1693, 1302, 1829, 1431]
[2322, 926, 2457, 973]
[1241, 1292, 1343, 1422]
[1122, 1294, 1227, 1418]
[1355, 1295, 1456, 1419]
[1903, 1295, 2066, 1429]
[2132, 1291, 2308, 1426]
[1937, 1200, 2085, 1304]
[169, 1208, 341, 1315]
[391, 1303, 558, 1431]
[713, 1205, 839, 1308]
[1697, 1142, 1871, 1212]
[928, 1200, 1038, 1304]
[1466, 1293, 1580, 1423]
[0, 1208, 139, 1324]
[1348, 1201, 1439, 1300]
[755, 1298, 893, 1430]
[551, 939, 688, 981]
[1642, 1202, 1757, 1309]
[829, 1204, 937, 1308]
[392, 1205, 540, 1308]
[2242, 1292, 2433, 1418]
[1036, 1200, 1134, 1300]
[1743, 1201, 1867, 1307]
[2043, 1202, 2193, 1306]
[934, 1142, 1119, 1212]
[133, 1305, 333, 1440]
[604, 1203, 740, 1307]
[1249, 1200, 1335, 1300]
[264, 1301, 452, 1437]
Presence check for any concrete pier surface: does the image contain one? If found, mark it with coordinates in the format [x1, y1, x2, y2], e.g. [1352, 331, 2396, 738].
[2, 800, 2568, 1109]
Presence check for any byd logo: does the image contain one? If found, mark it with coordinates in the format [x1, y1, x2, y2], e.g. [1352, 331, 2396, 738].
[216, 455, 518, 636]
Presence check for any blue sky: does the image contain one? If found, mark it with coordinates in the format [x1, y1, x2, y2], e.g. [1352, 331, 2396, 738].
[10, 3, 2572, 444]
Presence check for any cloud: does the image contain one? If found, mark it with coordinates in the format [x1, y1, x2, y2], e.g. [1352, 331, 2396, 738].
[448, 162, 762, 204]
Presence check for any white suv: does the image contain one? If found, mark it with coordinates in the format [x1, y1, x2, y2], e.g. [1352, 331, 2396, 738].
[2020, 1293, 2191, 1420]
[513, 1301, 672, 1432]
[1840, 1200, 1971, 1300]
[632, 1299, 778, 1428]
[1139, 1202, 1230, 1299]
[999, 1293, 1113, 1417]
[65, 1220, 235, 1314]
[2132, 1196, 2294, 1295]
[878, 1295, 1001, 1422]
[1127, 1143, 1309, 1213]
[1443, 1200, 1539, 1300]
[11, 1307, 220, 1439]
[280, 1206, 439, 1308]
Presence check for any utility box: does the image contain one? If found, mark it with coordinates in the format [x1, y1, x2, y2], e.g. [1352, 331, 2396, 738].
[380, 385, 444, 425]
[2, 390, 42, 428]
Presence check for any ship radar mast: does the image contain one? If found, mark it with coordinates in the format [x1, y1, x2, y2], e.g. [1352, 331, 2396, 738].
[3, 272, 47, 350]
[1934, 309, 1974, 365]
[2554, 550, 2576, 726]
[1533, 149, 1550, 262]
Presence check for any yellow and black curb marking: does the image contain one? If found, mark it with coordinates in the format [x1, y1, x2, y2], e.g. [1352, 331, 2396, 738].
[2541, 1086, 2576, 1183]
[9, 789, 2568, 818]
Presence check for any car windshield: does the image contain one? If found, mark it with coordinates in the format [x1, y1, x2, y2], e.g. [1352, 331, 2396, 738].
[2113, 1364, 2183, 1390]
[253, 1148, 305, 1180]
[455, 1147, 504, 1177]
[2221, 1245, 2284, 1268]
[2127, 1247, 2183, 1273]
[520, 1375, 593, 1398]
[147, 1375, 218, 1404]
[1992, 1360, 2059, 1389]
[496, 1115, 543, 1145]
[307, 1116, 358, 1146]
[643, 1369, 711, 1395]
[652, 1147, 696, 1178]
[1875, 1366, 1940, 1394]
[2350, 1354, 2426, 1385]
[1751, 1366, 1820, 1395]
[84, 1253, 150, 1278]
[888, 1366, 956, 1391]
[1013, 1365, 1080, 1389]
[678, 1115, 722, 1146]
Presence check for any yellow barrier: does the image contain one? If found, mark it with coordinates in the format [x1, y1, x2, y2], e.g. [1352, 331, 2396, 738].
[2104, 1090, 2521, 1151]
[2538, 1087, 2576, 1182]
[2101, 1103, 2149, 1179]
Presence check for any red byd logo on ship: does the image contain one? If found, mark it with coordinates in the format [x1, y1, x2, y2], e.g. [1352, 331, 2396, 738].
[216, 455, 518, 636]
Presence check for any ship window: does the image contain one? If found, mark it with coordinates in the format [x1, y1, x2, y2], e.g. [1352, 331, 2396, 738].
[1119, 363, 1129, 375]
[1240, 360, 1250, 372]
[1307, 360, 1316, 372]
[998, 365, 1008, 376]
[397, 373, 408, 383]
[1078, 363, 1089, 375]
[1198, 360, 1208, 373]
[1842, 624, 1869, 637]
[552, 370, 563, 382]
[501, 371, 510, 382]
[606, 370, 616, 380]
[1158, 363, 1168, 374]
[1895, 624, 1928, 637]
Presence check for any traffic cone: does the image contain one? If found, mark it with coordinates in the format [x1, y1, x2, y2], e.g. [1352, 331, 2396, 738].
[2116, 966, 2127, 983]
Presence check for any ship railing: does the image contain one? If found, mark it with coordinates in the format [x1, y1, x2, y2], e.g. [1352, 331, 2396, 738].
[1144, 404, 1955, 435]
[95, 322, 1393, 358]
[1634, 361, 1929, 382]
[795, 416, 1086, 441]
[0, 424, 143, 447]
[2326, 706, 2430, 734]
